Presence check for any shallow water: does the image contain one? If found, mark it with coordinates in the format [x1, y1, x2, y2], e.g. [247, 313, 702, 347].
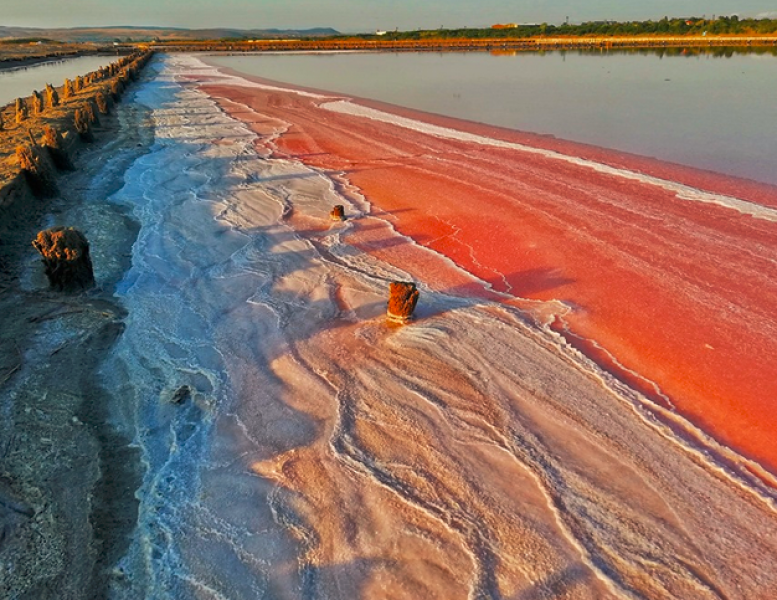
[0, 55, 119, 107]
[208, 50, 777, 185]
[94, 54, 777, 599]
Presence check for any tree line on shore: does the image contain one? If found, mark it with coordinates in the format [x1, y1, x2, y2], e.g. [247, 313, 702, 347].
[332, 16, 777, 42]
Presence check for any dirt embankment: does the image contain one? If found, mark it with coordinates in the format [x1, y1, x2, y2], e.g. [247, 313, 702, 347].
[0, 51, 154, 600]
[0, 42, 106, 70]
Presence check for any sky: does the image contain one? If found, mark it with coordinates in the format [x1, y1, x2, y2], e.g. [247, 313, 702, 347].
[3, 0, 777, 32]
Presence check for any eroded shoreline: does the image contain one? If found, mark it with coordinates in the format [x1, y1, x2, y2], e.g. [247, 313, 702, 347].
[0, 63, 155, 599]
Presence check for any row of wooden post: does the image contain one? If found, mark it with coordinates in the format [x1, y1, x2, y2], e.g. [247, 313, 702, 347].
[1, 50, 152, 131]
[35, 221, 420, 324]
[11, 50, 154, 200]
[18, 52, 154, 290]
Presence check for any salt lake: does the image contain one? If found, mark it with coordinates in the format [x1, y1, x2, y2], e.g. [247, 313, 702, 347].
[208, 49, 777, 185]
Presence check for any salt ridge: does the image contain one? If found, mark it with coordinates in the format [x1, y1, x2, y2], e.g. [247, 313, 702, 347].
[323, 99, 777, 222]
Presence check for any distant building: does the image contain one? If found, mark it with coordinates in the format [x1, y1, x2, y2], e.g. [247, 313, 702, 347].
[375, 30, 387, 36]
[491, 23, 518, 29]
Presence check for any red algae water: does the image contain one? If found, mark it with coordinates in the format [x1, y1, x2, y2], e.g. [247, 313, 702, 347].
[198, 62, 777, 479]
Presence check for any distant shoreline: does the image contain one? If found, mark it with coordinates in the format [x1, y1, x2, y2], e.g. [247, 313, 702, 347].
[0, 50, 102, 72]
[149, 34, 777, 53]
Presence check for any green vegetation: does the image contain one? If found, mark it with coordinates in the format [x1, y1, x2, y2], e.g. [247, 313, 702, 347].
[338, 16, 777, 41]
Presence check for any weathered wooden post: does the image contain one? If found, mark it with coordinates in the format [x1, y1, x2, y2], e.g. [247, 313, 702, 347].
[31, 90, 44, 116]
[32, 227, 95, 292]
[83, 100, 99, 126]
[95, 91, 109, 115]
[387, 281, 419, 324]
[109, 79, 123, 101]
[42, 125, 74, 171]
[15, 98, 27, 124]
[63, 79, 74, 99]
[45, 83, 59, 108]
[74, 108, 93, 141]
[16, 145, 57, 197]
[330, 205, 346, 221]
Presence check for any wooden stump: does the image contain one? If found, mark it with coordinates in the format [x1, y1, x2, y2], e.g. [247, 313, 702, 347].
[84, 100, 100, 127]
[45, 83, 59, 108]
[74, 108, 93, 142]
[109, 79, 123, 102]
[32, 227, 95, 292]
[330, 205, 346, 221]
[387, 281, 419, 324]
[16, 145, 58, 197]
[42, 125, 74, 171]
[95, 91, 110, 115]
[15, 98, 27, 124]
[31, 91, 44, 116]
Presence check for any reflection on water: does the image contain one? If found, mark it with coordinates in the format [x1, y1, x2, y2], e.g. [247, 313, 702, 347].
[209, 48, 777, 185]
[0, 55, 119, 107]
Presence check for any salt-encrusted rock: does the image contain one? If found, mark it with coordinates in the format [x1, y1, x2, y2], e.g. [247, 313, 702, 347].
[387, 281, 419, 324]
[32, 227, 95, 292]
[330, 205, 346, 221]
[170, 385, 192, 405]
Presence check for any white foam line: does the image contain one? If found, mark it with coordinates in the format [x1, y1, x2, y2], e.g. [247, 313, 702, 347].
[322, 99, 777, 223]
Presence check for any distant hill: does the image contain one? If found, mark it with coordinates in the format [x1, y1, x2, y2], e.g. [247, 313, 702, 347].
[0, 26, 339, 43]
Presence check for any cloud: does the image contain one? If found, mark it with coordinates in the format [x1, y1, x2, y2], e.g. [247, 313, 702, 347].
[756, 11, 777, 19]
